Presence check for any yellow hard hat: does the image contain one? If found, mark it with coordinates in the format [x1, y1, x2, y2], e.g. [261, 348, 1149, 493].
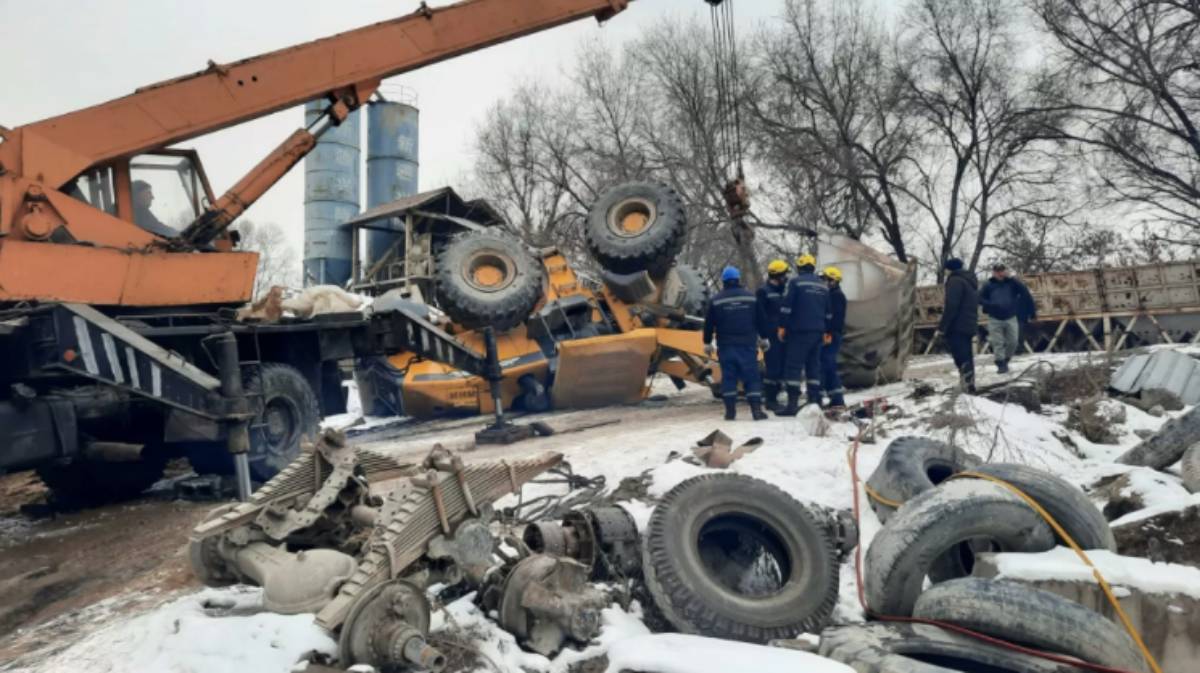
[823, 266, 843, 282]
[795, 253, 816, 268]
[767, 259, 789, 275]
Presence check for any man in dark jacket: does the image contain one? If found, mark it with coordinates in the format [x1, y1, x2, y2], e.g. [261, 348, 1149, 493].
[820, 266, 848, 410]
[756, 259, 790, 411]
[939, 257, 979, 394]
[776, 253, 829, 416]
[979, 263, 1036, 374]
[704, 266, 767, 421]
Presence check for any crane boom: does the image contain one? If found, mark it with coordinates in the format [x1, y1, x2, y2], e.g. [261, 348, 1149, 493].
[0, 0, 631, 188]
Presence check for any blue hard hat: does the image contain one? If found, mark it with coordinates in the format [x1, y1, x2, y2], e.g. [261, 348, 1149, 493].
[721, 266, 741, 282]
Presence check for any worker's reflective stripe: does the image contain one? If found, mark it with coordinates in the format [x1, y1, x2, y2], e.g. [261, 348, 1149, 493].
[101, 333, 124, 384]
[792, 281, 826, 289]
[807, 379, 821, 385]
[722, 391, 739, 397]
[785, 379, 803, 387]
[711, 295, 756, 306]
[746, 392, 762, 398]
[73, 316, 100, 375]
[780, 307, 792, 314]
[763, 378, 777, 384]
[828, 387, 845, 394]
[125, 347, 142, 389]
[151, 364, 163, 397]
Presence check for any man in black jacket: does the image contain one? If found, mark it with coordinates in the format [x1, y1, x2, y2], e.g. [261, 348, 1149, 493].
[756, 259, 790, 411]
[939, 258, 979, 394]
[820, 266, 848, 410]
[704, 266, 768, 421]
[980, 263, 1036, 374]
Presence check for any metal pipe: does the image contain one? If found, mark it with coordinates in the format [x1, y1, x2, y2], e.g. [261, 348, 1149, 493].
[483, 327, 505, 428]
[213, 331, 252, 501]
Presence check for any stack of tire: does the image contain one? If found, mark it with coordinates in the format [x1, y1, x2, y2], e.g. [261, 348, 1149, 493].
[820, 436, 1149, 673]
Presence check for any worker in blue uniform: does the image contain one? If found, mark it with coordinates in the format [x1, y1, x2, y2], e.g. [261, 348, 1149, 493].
[756, 259, 790, 411]
[703, 266, 767, 421]
[821, 266, 848, 410]
[776, 253, 828, 416]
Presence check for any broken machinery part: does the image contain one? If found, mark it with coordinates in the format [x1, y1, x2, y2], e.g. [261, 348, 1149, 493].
[522, 505, 641, 581]
[483, 554, 608, 657]
[339, 579, 446, 672]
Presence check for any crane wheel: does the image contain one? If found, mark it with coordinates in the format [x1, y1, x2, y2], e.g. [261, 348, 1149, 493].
[435, 231, 544, 332]
[187, 363, 319, 484]
[586, 182, 687, 277]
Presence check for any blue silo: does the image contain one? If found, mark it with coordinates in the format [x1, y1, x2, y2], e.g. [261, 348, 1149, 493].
[303, 100, 361, 287]
[365, 97, 420, 266]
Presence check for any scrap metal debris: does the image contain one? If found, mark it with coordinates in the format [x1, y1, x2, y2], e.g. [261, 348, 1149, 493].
[688, 430, 762, 469]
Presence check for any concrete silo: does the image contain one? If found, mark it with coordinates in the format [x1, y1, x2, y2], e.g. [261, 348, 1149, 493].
[364, 93, 420, 267]
[303, 100, 361, 287]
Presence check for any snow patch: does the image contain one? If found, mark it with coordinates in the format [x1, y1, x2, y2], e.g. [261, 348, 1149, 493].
[990, 548, 1200, 599]
[604, 633, 855, 673]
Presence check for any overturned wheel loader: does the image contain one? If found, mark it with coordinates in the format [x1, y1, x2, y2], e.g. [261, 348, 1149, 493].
[188, 429, 565, 671]
[355, 181, 725, 419]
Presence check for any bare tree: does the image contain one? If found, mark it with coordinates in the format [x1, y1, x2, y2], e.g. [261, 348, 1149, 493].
[750, 0, 917, 262]
[1031, 0, 1200, 237]
[234, 220, 301, 298]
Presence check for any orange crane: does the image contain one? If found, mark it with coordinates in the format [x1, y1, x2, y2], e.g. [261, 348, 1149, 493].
[1, 0, 762, 505]
[0, 0, 641, 308]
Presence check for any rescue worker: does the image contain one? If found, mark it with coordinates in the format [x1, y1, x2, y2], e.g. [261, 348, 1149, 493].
[939, 257, 980, 394]
[980, 262, 1036, 374]
[776, 254, 828, 416]
[755, 259, 790, 411]
[821, 266, 847, 410]
[703, 266, 767, 421]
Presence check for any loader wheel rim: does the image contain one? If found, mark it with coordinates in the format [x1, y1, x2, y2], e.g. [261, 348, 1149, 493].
[463, 251, 516, 293]
[263, 396, 301, 456]
[697, 510, 792, 598]
[608, 198, 657, 238]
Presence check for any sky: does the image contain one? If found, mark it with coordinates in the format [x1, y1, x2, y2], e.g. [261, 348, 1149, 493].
[0, 0, 792, 258]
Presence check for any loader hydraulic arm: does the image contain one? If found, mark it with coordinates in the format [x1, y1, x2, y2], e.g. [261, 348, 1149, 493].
[0, 0, 634, 192]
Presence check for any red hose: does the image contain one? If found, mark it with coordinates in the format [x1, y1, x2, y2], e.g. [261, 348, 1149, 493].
[846, 429, 1143, 673]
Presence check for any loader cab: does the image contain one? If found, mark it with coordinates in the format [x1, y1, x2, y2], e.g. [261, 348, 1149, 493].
[65, 149, 216, 238]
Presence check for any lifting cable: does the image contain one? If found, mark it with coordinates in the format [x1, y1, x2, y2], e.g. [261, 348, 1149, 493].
[707, 0, 745, 183]
[846, 427, 1162, 673]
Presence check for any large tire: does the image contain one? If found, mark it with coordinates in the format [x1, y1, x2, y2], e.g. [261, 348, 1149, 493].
[675, 263, 709, 317]
[971, 463, 1116, 551]
[642, 474, 839, 643]
[865, 436, 982, 523]
[1116, 404, 1200, 469]
[585, 181, 686, 276]
[1181, 441, 1200, 494]
[188, 363, 319, 483]
[36, 454, 167, 507]
[435, 230, 544, 331]
[819, 623, 1079, 673]
[865, 479, 1056, 617]
[913, 578, 1149, 673]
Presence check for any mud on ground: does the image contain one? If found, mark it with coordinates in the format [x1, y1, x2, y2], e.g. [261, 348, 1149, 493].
[0, 471, 215, 668]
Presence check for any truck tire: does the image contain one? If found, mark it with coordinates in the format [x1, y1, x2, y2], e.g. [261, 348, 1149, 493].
[970, 463, 1115, 551]
[865, 436, 982, 523]
[819, 623, 1079, 673]
[586, 182, 686, 276]
[435, 230, 544, 332]
[913, 578, 1149, 673]
[642, 474, 839, 643]
[37, 453, 168, 506]
[865, 479, 1056, 617]
[675, 263, 708, 317]
[1116, 404, 1200, 469]
[188, 363, 320, 483]
[1181, 441, 1200, 494]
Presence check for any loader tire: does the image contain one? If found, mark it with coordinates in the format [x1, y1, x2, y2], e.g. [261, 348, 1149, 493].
[675, 263, 708, 317]
[586, 181, 686, 276]
[819, 623, 1079, 673]
[1182, 441, 1200, 494]
[37, 453, 168, 507]
[1116, 403, 1200, 469]
[435, 230, 544, 332]
[865, 436, 982, 523]
[642, 474, 839, 643]
[188, 363, 319, 483]
[865, 479, 1056, 617]
[913, 578, 1149, 673]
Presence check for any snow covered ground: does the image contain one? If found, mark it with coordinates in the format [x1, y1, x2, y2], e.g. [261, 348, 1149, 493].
[10, 350, 1199, 673]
